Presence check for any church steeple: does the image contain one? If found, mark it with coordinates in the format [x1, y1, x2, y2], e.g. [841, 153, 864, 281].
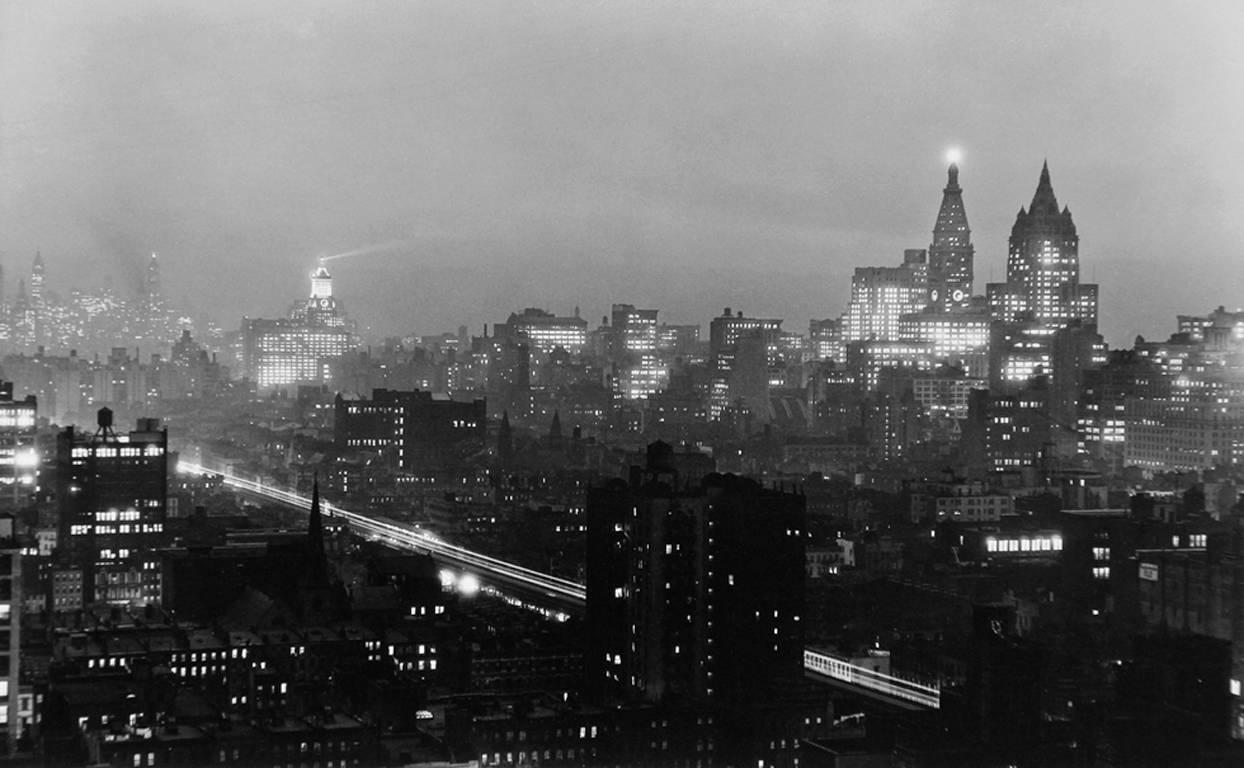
[308, 475, 324, 557]
[548, 410, 564, 452]
[497, 410, 514, 467]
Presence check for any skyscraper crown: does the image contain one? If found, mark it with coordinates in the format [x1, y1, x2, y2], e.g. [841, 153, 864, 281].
[1028, 160, 1060, 217]
[933, 162, 970, 239]
[1012, 160, 1076, 238]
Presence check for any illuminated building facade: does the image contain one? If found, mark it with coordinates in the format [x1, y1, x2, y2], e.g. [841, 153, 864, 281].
[809, 318, 844, 363]
[242, 265, 357, 390]
[843, 250, 928, 343]
[655, 323, 701, 357]
[899, 312, 990, 377]
[988, 162, 1097, 327]
[0, 383, 37, 509]
[55, 409, 169, 607]
[846, 340, 932, 392]
[1124, 375, 1244, 471]
[912, 374, 987, 421]
[708, 309, 782, 419]
[981, 530, 1063, 557]
[0, 516, 19, 753]
[610, 304, 666, 400]
[498, 308, 588, 356]
[1177, 306, 1244, 344]
[29, 252, 44, 320]
[987, 163, 1101, 394]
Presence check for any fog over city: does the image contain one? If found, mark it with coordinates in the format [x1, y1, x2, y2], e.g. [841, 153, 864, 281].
[8, 3, 1244, 767]
[3, 1, 1242, 345]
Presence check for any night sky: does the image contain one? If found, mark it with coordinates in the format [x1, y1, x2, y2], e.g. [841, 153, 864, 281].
[2, 0, 1241, 345]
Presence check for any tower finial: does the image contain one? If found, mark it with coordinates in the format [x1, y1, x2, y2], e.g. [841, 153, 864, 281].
[1029, 160, 1059, 215]
[308, 473, 324, 555]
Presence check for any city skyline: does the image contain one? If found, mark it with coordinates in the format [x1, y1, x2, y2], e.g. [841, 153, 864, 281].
[3, 2, 1243, 347]
[8, 5, 1244, 766]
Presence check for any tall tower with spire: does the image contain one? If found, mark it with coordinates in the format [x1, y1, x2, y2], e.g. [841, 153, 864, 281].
[307, 476, 327, 580]
[986, 162, 1102, 398]
[928, 161, 974, 310]
[29, 252, 45, 314]
[990, 162, 1097, 328]
[144, 253, 162, 307]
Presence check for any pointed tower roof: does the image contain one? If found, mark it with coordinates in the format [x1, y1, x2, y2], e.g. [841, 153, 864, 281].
[497, 410, 514, 466]
[932, 162, 971, 241]
[308, 475, 324, 556]
[548, 409, 564, 451]
[1028, 160, 1061, 217]
[32, 250, 44, 270]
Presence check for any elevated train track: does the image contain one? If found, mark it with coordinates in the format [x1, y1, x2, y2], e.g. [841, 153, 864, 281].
[179, 461, 938, 710]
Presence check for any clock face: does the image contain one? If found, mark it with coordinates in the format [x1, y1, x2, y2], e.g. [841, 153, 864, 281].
[319, 298, 331, 308]
[951, 289, 966, 303]
[930, 289, 940, 304]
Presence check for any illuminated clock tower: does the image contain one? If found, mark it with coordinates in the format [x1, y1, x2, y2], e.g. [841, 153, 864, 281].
[241, 262, 358, 390]
[310, 264, 333, 300]
[299, 263, 345, 325]
[928, 158, 974, 311]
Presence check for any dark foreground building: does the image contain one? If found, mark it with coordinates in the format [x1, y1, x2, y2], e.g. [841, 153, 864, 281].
[335, 388, 486, 471]
[586, 441, 813, 766]
[54, 408, 169, 607]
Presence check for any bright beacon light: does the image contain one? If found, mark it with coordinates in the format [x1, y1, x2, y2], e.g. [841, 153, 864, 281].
[946, 147, 963, 165]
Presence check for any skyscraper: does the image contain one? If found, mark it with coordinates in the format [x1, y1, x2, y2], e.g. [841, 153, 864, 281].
[28, 252, 44, 316]
[843, 250, 929, 343]
[987, 163, 1102, 390]
[988, 162, 1098, 328]
[586, 443, 807, 762]
[610, 304, 666, 400]
[0, 383, 37, 510]
[55, 409, 169, 606]
[708, 309, 782, 419]
[334, 388, 486, 472]
[143, 252, 162, 309]
[928, 161, 974, 310]
[495, 308, 588, 356]
[0, 516, 19, 755]
[241, 264, 358, 389]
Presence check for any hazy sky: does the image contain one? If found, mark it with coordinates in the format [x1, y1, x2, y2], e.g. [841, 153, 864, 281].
[2, 0, 1242, 346]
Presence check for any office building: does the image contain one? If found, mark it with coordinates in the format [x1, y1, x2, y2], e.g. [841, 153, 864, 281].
[899, 311, 990, 378]
[241, 264, 357, 390]
[0, 516, 19, 754]
[809, 318, 844, 363]
[496, 308, 588, 356]
[586, 442, 805, 705]
[843, 250, 929, 343]
[610, 304, 666, 400]
[0, 383, 36, 510]
[987, 163, 1101, 390]
[334, 388, 486, 472]
[656, 323, 701, 358]
[708, 309, 782, 419]
[927, 161, 975, 311]
[54, 409, 169, 607]
[987, 162, 1098, 328]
